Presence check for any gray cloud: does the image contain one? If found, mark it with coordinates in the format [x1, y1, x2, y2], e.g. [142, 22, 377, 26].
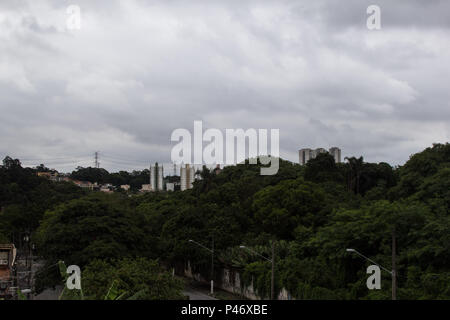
[0, 0, 449, 172]
[317, 0, 450, 30]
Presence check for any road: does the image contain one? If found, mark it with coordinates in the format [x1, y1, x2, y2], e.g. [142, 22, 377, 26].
[183, 287, 218, 300]
[14, 251, 32, 299]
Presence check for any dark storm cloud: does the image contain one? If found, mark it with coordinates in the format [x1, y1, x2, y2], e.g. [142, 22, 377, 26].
[0, 0, 448, 171]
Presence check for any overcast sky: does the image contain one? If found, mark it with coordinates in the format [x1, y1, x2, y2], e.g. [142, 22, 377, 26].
[0, 0, 449, 172]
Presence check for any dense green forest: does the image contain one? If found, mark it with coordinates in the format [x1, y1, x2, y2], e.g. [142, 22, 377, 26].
[0, 143, 448, 299]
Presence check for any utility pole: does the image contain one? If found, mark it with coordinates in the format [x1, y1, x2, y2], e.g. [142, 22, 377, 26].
[188, 239, 215, 295]
[240, 243, 276, 300]
[211, 235, 214, 295]
[29, 243, 33, 300]
[392, 228, 397, 300]
[27, 235, 32, 300]
[346, 247, 396, 300]
[271, 241, 275, 300]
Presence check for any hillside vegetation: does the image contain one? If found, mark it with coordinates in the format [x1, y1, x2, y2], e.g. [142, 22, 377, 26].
[0, 143, 448, 299]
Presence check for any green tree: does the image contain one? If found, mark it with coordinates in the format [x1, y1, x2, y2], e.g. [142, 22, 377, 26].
[345, 156, 364, 194]
[35, 193, 149, 268]
[304, 153, 343, 183]
[252, 179, 328, 239]
[82, 258, 184, 300]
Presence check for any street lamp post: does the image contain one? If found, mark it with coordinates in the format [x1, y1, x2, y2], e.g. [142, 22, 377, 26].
[23, 233, 32, 300]
[189, 238, 214, 295]
[392, 229, 397, 301]
[271, 242, 275, 300]
[240, 241, 276, 300]
[346, 248, 396, 300]
[211, 237, 214, 295]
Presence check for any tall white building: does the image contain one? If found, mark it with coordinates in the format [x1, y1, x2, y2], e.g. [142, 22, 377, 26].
[329, 147, 342, 163]
[180, 164, 195, 191]
[150, 163, 164, 191]
[299, 148, 312, 165]
[311, 148, 327, 159]
[299, 147, 342, 165]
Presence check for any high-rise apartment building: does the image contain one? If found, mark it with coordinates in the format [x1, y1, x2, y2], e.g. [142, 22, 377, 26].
[329, 147, 342, 164]
[180, 164, 195, 191]
[299, 147, 342, 165]
[150, 162, 164, 191]
[299, 148, 312, 165]
[311, 148, 327, 159]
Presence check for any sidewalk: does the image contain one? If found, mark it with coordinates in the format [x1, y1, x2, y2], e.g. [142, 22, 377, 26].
[182, 278, 246, 300]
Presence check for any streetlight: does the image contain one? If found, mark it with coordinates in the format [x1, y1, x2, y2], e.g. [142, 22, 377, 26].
[346, 248, 396, 300]
[188, 238, 214, 295]
[240, 242, 275, 300]
[23, 233, 32, 300]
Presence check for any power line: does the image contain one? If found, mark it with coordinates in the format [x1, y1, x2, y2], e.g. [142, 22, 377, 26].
[101, 159, 149, 167]
[101, 153, 151, 164]
[8, 154, 92, 161]
[5, 152, 206, 172]
[20, 160, 92, 167]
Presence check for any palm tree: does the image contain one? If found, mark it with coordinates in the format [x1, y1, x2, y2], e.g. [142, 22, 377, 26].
[198, 165, 215, 193]
[345, 156, 364, 194]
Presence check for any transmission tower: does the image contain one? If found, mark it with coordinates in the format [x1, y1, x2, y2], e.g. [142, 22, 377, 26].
[94, 152, 100, 168]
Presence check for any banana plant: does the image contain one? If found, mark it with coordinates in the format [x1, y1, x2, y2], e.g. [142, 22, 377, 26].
[58, 261, 143, 300]
[16, 289, 27, 300]
[104, 280, 127, 300]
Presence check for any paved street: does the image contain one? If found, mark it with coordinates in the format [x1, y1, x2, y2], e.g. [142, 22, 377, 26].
[14, 252, 32, 299]
[183, 287, 217, 300]
[34, 286, 62, 300]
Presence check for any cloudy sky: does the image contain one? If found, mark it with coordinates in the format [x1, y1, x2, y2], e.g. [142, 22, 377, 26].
[0, 0, 449, 172]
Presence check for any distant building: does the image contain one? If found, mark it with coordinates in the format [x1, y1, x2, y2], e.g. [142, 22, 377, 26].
[299, 148, 313, 165]
[150, 163, 164, 191]
[194, 169, 202, 181]
[37, 171, 71, 183]
[166, 182, 175, 191]
[120, 185, 130, 191]
[0, 244, 16, 299]
[213, 164, 222, 175]
[72, 180, 96, 190]
[37, 171, 59, 181]
[140, 184, 152, 192]
[52, 175, 69, 182]
[164, 173, 181, 192]
[329, 147, 342, 163]
[299, 147, 342, 165]
[100, 184, 114, 193]
[311, 148, 327, 159]
[180, 164, 195, 191]
[37, 172, 52, 178]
